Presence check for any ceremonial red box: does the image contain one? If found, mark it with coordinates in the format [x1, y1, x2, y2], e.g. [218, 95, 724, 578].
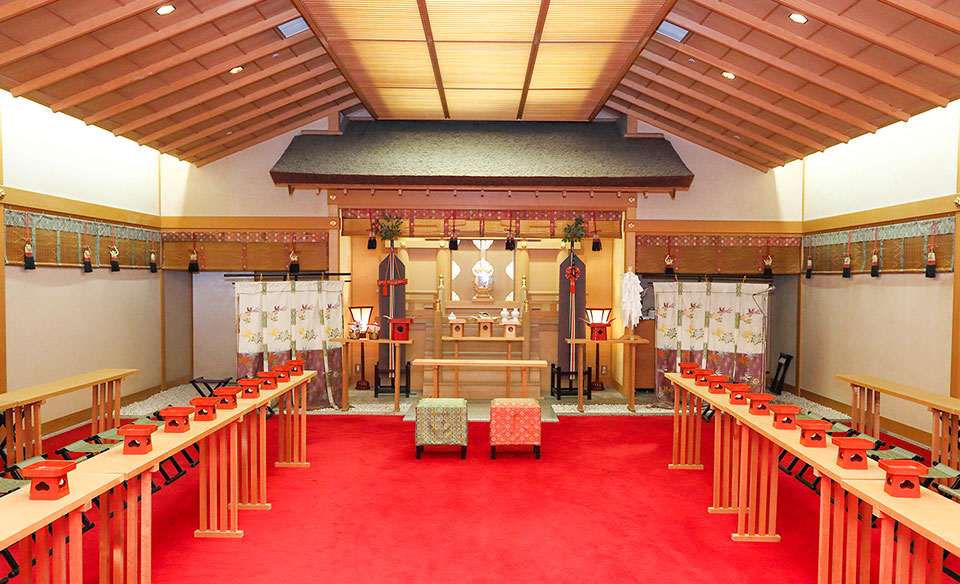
[727, 383, 749, 404]
[286, 359, 305, 375]
[257, 371, 280, 388]
[270, 366, 292, 382]
[694, 369, 714, 386]
[117, 424, 158, 455]
[879, 459, 928, 498]
[707, 375, 729, 394]
[214, 386, 241, 410]
[22, 460, 76, 501]
[390, 318, 413, 341]
[238, 378, 263, 398]
[589, 323, 611, 341]
[679, 362, 698, 378]
[745, 393, 775, 415]
[832, 436, 875, 470]
[797, 419, 833, 447]
[769, 404, 802, 430]
[160, 407, 194, 433]
[190, 397, 219, 421]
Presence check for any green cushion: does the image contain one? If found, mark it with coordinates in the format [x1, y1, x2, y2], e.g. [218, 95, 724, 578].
[96, 428, 122, 442]
[62, 440, 115, 454]
[869, 446, 918, 460]
[923, 463, 960, 480]
[133, 417, 164, 427]
[830, 422, 854, 434]
[0, 477, 28, 494]
[937, 484, 960, 502]
[796, 414, 819, 420]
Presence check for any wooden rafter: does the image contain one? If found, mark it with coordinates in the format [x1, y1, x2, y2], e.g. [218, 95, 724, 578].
[619, 75, 803, 159]
[517, 0, 551, 119]
[182, 91, 357, 161]
[638, 51, 851, 143]
[772, 0, 960, 79]
[666, 14, 909, 122]
[0, 0, 55, 23]
[650, 36, 876, 134]
[0, 0, 170, 69]
[588, 0, 680, 120]
[871, 0, 960, 37]
[161, 84, 354, 155]
[61, 10, 301, 116]
[612, 88, 783, 166]
[136, 70, 344, 146]
[112, 47, 331, 136]
[687, 0, 947, 107]
[606, 97, 771, 172]
[622, 69, 814, 155]
[194, 97, 362, 167]
[415, 0, 449, 119]
[10, 0, 264, 97]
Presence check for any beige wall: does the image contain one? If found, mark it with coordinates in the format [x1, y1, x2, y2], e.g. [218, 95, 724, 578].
[162, 271, 193, 385]
[5, 267, 162, 420]
[191, 272, 238, 380]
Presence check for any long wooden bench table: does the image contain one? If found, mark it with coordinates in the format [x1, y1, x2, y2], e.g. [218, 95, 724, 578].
[412, 358, 549, 398]
[2, 368, 139, 464]
[836, 374, 960, 470]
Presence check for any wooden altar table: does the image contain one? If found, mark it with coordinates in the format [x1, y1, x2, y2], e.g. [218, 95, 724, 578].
[567, 337, 649, 413]
[441, 336, 524, 398]
[334, 338, 413, 412]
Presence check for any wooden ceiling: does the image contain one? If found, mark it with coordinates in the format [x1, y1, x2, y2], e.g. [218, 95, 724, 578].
[0, 0, 958, 170]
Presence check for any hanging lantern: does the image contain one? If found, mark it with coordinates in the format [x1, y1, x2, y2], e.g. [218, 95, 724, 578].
[23, 241, 35, 270]
[842, 254, 851, 278]
[591, 233, 602, 252]
[109, 245, 120, 272]
[82, 246, 93, 273]
[288, 247, 300, 274]
[188, 248, 200, 273]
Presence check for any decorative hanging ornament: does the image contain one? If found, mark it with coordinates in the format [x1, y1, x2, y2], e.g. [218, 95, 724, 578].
[149, 249, 158, 273]
[762, 254, 773, 278]
[23, 241, 35, 270]
[109, 245, 120, 272]
[926, 221, 937, 278]
[505, 233, 516, 251]
[842, 254, 852, 278]
[870, 251, 880, 277]
[564, 264, 581, 293]
[288, 246, 300, 274]
[591, 233, 602, 252]
[188, 248, 200, 273]
[805, 256, 813, 279]
[367, 230, 378, 250]
[82, 246, 93, 273]
[664, 253, 675, 274]
[448, 233, 459, 251]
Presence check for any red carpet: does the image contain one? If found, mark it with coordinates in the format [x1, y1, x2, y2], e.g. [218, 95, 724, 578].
[44, 415, 838, 584]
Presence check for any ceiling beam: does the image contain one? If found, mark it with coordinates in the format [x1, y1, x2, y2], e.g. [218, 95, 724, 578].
[638, 51, 851, 144]
[0, 0, 56, 23]
[612, 89, 784, 166]
[606, 97, 771, 172]
[112, 46, 330, 136]
[62, 10, 300, 116]
[588, 0, 680, 120]
[180, 90, 356, 160]
[136, 69, 344, 146]
[415, 0, 449, 119]
[625, 66, 822, 153]
[517, 0, 551, 119]
[651, 36, 876, 134]
[619, 76, 804, 159]
[772, 0, 960, 79]
[10, 0, 264, 97]
[871, 0, 960, 37]
[687, 0, 947, 107]
[290, 0, 380, 119]
[0, 0, 171, 68]
[194, 97, 362, 167]
[667, 13, 908, 122]
[163, 84, 354, 155]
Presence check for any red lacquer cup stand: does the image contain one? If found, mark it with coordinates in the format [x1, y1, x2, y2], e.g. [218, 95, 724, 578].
[769, 404, 801, 430]
[18, 459, 86, 583]
[117, 424, 158, 455]
[670, 365, 704, 471]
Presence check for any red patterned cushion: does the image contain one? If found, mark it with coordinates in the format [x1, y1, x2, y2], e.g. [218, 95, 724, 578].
[490, 398, 541, 446]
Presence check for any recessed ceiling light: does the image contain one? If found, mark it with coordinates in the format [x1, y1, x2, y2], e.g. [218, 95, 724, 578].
[229, 66, 244, 75]
[278, 17, 309, 38]
[721, 71, 736, 80]
[789, 12, 808, 24]
[688, 58, 696, 64]
[655, 21, 690, 43]
[226, 131, 233, 135]
[155, 5, 175, 15]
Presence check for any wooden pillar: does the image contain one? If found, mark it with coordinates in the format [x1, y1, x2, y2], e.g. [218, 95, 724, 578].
[952, 210, 960, 398]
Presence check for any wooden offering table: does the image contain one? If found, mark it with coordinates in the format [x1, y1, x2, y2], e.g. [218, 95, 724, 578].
[412, 359, 549, 398]
[334, 338, 413, 412]
[0, 471, 124, 584]
[441, 336, 524, 397]
[1, 368, 138, 464]
[836, 374, 960, 469]
[566, 336, 649, 413]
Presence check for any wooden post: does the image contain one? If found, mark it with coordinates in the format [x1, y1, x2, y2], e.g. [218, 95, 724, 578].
[577, 344, 585, 412]
[393, 342, 401, 411]
[341, 340, 349, 411]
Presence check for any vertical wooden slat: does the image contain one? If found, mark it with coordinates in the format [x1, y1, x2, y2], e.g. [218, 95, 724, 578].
[758, 436, 769, 534]
[113, 379, 122, 429]
[92, 383, 100, 433]
[672, 382, 681, 466]
[712, 412, 722, 509]
[198, 439, 208, 532]
[929, 543, 944, 584]
[895, 525, 911, 584]
[239, 415, 249, 504]
[679, 388, 688, 465]
[217, 431, 227, 530]
[299, 385, 307, 463]
[736, 427, 750, 536]
[852, 385, 861, 431]
[278, 394, 287, 463]
[693, 397, 702, 466]
[766, 439, 778, 537]
[817, 477, 831, 584]
[912, 536, 928, 584]
[99, 490, 110, 584]
[932, 411, 942, 463]
[111, 485, 124, 584]
[140, 470, 152, 584]
[832, 481, 844, 582]
[126, 475, 139, 584]
[35, 523, 50, 582]
[21, 405, 31, 459]
[859, 499, 872, 584]
[209, 436, 218, 531]
[52, 515, 66, 584]
[950, 414, 959, 469]
[68, 511, 83, 584]
[21, 527, 35, 583]
[845, 493, 860, 583]
[577, 345, 585, 412]
[258, 406, 267, 503]
[229, 421, 239, 531]
[873, 391, 881, 437]
[747, 429, 759, 535]
[31, 402, 42, 458]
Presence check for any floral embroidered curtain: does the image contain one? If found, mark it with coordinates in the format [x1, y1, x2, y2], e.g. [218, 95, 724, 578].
[235, 280, 345, 409]
[653, 282, 770, 405]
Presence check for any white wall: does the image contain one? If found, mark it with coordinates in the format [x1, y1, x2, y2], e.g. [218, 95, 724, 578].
[633, 120, 804, 222]
[162, 271, 192, 384]
[159, 121, 330, 217]
[800, 273, 953, 429]
[5, 267, 162, 420]
[191, 272, 237, 379]
[803, 102, 960, 219]
[0, 91, 160, 215]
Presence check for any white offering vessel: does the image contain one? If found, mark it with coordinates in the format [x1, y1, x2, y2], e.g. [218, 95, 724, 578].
[448, 312, 457, 322]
